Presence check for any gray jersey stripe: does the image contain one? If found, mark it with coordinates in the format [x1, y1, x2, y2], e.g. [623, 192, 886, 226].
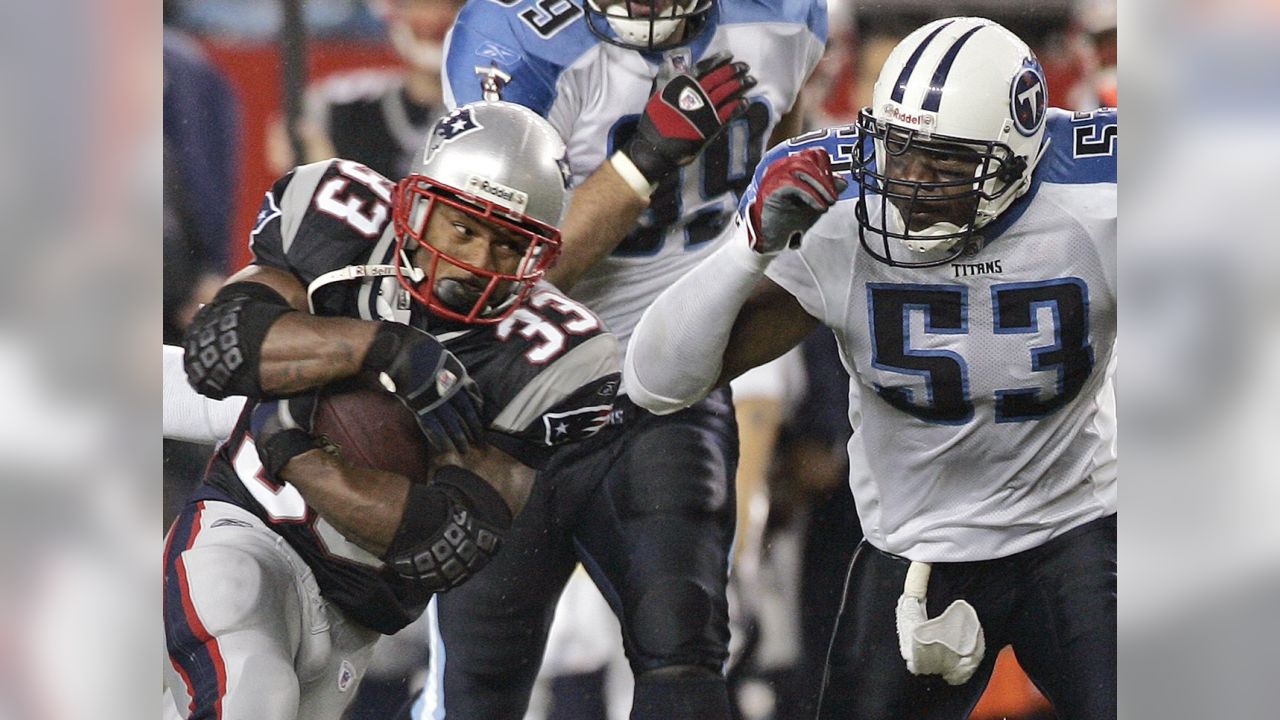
[490, 333, 620, 434]
[278, 160, 334, 255]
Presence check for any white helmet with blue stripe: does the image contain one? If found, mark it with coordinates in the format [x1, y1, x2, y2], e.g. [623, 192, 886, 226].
[854, 17, 1051, 267]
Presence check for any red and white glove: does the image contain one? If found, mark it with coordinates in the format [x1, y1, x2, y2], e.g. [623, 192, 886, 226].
[620, 52, 756, 186]
[747, 147, 848, 255]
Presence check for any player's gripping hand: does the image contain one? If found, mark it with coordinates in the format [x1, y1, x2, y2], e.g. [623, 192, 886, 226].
[251, 394, 322, 479]
[623, 52, 756, 184]
[362, 322, 485, 455]
[747, 148, 848, 255]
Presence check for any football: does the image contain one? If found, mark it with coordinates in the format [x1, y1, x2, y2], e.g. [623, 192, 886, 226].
[312, 385, 433, 482]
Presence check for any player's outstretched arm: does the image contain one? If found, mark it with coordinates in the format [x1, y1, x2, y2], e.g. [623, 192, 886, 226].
[547, 53, 755, 291]
[625, 148, 842, 413]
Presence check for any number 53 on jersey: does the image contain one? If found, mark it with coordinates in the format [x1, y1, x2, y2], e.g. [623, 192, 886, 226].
[866, 278, 1095, 425]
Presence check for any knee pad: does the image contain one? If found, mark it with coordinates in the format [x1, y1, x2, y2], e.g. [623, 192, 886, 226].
[177, 544, 292, 637]
[622, 424, 731, 516]
[630, 576, 719, 664]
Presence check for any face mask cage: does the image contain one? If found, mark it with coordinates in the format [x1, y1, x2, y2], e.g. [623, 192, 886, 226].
[392, 176, 562, 324]
[852, 108, 1028, 268]
[583, 0, 712, 51]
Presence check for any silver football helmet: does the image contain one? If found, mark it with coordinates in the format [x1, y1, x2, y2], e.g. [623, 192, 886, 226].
[854, 17, 1051, 267]
[583, 0, 714, 51]
[393, 101, 570, 323]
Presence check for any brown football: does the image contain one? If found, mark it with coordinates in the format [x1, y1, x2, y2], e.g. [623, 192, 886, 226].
[312, 385, 433, 482]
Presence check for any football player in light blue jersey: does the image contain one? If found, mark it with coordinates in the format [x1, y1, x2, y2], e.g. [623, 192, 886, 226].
[626, 17, 1117, 720]
[414, 2, 828, 719]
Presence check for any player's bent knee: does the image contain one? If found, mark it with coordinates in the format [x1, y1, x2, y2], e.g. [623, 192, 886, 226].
[179, 544, 288, 636]
[630, 577, 718, 663]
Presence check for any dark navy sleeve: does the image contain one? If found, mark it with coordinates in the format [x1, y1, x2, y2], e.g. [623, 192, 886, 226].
[247, 160, 398, 286]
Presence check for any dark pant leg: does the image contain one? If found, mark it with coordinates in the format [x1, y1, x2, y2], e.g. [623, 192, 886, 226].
[425, 475, 579, 720]
[1008, 514, 1117, 720]
[817, 543, 998, 720]
[570, 393, 739, 719]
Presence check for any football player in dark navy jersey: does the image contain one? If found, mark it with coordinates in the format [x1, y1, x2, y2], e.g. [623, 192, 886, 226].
[164, 101, 619, 720]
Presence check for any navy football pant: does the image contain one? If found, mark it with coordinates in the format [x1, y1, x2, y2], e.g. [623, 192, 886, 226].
[415, 391, 739, 720]
[818, 513, 1116, 720]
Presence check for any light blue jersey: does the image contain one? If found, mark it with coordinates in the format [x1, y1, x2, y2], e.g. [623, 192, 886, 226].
[758, 108, 1118, 561]
[443, 0, 827, 347]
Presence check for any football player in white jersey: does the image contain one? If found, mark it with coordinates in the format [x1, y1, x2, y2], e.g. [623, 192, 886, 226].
[625, 17, 1117, 720]
[413, 2, 827, 719]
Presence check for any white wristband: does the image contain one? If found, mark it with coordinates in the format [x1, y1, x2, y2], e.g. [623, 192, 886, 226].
[610, 151, 657, 200]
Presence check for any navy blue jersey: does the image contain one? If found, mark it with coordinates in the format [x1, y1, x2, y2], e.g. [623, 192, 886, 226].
[201, 159, 620, 634]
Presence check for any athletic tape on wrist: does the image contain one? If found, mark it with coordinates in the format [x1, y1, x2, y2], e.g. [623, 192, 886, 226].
[610, 151, 657, 200]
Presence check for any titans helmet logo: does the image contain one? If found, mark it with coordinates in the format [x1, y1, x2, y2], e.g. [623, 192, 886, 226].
[1010, 58, 1047, 137]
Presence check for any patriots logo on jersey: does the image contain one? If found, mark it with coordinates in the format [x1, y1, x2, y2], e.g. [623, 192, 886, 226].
[1010, 58, 1047, 137]
[250, 191, 281, 239]
[541, 405, 612, 445]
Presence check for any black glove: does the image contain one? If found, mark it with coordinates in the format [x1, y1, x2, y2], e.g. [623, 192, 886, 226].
[623, 52, 756, 184]
[747, 147, 848, 255]
[250, 394, 322, 479]
[362, 322, 485, 454]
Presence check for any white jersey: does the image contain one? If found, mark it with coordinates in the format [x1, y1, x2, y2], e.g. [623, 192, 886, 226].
[761, 108, 1118, 561]
[443, 0, 827, 347]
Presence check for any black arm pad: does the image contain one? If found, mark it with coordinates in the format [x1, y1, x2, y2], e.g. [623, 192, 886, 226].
[183, 281, 295, 399]
[382, 466, 513, 592]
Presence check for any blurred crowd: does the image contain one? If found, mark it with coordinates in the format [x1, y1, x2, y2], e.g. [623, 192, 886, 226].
[162, 1, 1118, 718]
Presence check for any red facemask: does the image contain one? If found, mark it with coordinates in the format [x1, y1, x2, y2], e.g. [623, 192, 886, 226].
[391, 176, 562, 324]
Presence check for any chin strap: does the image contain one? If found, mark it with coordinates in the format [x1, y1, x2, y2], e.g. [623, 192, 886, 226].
[894, 561, 986, 686]
[305, 253, 424, 314]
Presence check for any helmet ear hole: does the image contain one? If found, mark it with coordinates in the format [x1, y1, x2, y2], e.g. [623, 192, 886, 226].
[997, 155, 1028, 185]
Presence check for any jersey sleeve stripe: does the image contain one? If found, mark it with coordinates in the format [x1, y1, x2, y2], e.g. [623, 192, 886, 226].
[278, 160, 338, 255]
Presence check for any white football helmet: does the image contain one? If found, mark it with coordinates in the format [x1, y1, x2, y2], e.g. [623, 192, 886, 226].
[393, 101, 570, 324]
[583, 0, 713, 51]
[854, 17, 1050, 267]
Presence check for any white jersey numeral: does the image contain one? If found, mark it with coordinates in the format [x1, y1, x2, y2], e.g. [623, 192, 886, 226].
[231, 437, 384, 569]
[232, 437, 307, 521]
[497, 307, 567, 364]
[315, 178, 390, 237]
[529, 292, 599, 334]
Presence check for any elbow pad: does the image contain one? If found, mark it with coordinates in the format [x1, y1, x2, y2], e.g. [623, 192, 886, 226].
[383, 466, 513, 593]
[183, 281, 295, 400]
